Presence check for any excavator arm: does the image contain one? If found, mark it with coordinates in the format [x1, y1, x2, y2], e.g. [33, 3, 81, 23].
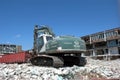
[34, 25, 55, 37]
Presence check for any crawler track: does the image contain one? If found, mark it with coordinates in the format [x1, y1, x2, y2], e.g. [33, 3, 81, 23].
[30, 54, 86, 67]
[30, 55, 64, 67]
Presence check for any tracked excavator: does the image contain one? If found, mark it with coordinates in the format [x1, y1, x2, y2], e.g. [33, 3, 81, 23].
[30, 25, 86, 67]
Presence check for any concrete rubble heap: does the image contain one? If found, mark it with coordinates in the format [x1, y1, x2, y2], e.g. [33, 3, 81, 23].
[0, 58, 120, 80]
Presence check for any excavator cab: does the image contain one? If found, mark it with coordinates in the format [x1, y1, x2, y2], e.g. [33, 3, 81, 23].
[37, 34, 53, 53]
[33, 25, 54, 53]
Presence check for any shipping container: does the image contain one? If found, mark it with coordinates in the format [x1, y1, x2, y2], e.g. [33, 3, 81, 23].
[0, 52, 31, 63]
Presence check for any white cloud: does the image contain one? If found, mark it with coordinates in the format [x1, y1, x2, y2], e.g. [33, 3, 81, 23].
[15, 34, 21, 38]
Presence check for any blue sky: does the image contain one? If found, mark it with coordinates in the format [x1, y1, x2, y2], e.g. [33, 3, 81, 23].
[0, 0, 119, 50]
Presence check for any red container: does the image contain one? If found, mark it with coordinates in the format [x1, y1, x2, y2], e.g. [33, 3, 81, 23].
[0, 52, 31, 63]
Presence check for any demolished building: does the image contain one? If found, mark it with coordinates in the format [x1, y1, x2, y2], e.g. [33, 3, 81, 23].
[0, 44, 22, 54]
[81, 27, 120, 60]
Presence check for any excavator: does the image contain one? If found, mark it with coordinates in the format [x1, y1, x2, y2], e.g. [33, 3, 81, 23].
[30, 25, 87, 67]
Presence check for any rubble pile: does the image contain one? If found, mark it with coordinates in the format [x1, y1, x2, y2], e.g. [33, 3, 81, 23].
[72, 58, 120, 80]
[0, 63, 80, 80]
[0, 58, 120, 80]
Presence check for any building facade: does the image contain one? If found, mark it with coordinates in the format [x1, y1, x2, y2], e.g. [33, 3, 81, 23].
[0, 44, 22, 54]
[81, 27, 120, 60]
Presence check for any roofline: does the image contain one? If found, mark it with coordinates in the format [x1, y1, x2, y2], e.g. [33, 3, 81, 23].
[81, 27, 120, 38]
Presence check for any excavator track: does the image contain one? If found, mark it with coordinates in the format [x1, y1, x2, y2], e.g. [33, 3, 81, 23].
[30, 55, 64, 67]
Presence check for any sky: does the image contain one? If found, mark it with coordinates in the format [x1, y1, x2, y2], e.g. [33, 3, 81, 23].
[0, 0, 120, 50]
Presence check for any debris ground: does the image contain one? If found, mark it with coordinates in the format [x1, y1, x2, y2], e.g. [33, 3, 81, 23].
[0, 57, 120, 80]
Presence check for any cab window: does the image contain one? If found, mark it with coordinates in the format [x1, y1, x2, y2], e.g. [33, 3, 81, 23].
[46, 36, 53, 41]
[37, 36, 44, 52]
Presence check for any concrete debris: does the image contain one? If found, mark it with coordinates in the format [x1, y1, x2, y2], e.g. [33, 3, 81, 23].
[0, 58, 120, 80]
